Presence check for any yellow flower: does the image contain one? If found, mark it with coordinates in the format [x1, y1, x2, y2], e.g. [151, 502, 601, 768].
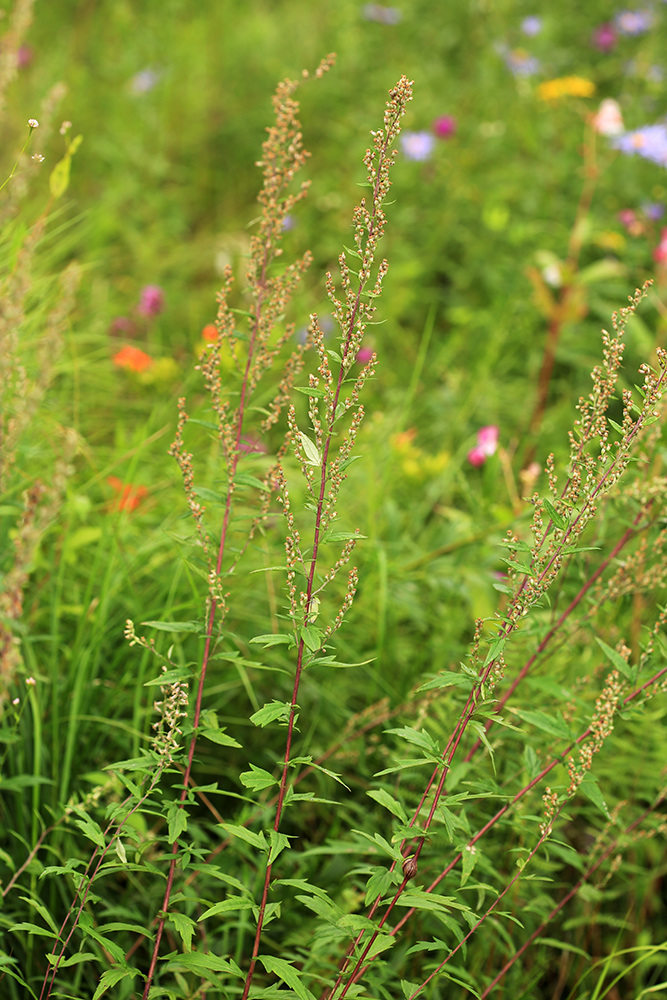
[538, 76, 596, 101]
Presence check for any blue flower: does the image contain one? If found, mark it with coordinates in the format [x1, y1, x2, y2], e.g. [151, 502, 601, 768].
[614, 10, 654, 36]
[521, 16, 542, 36]
[400, 131, 435, 161]
[613, 124, 667, 167]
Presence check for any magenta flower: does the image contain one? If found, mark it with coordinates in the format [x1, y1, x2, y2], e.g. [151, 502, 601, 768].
[592, 23, 617, 51]
[432, 115, 457, 139]
[467, 425, 499, 467]
[356, 346, 374, 364]
[467, 446, 487, 467]
[138, 285, 165, 317]
[401, 131, 435, 161]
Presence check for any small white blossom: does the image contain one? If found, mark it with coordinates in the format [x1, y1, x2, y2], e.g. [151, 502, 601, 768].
[26, 676, 36, 686]
[31, 153, 44, 162]
[27, 118, 39, 129]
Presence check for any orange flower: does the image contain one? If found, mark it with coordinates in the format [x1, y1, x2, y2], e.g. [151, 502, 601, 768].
[201, 324, 218, 342]
[107, 476, 148, 512]
[113, 344, 154, 373]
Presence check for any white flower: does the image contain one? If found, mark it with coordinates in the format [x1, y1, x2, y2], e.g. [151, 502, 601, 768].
[27, 118, 39, 129]
[593, 98, 624, 137]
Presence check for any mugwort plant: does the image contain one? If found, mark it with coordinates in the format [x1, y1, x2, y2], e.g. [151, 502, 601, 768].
[4, 51, 667, 1000]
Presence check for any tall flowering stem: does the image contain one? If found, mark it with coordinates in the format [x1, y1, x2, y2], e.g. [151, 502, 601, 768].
[240, 75, 414, 1000]
[140, 59, 335, 999]
[328, 285, 667, 997]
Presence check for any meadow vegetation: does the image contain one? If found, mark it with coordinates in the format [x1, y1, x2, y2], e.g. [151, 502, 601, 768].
[1, 1, 667, 998]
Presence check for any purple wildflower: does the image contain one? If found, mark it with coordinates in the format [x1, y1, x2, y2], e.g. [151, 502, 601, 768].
[501, 46, 541, 77]
[432, 115, 457, 139]
[362, 4, 401, 23]
[401, 131, 435, 161]
[130, 69, 160, 94]
[615, 10, 653, 36]
[642, 202, 665, 221]
[592, 23, 617, 51]
[281, 214, 296, 231]
[613, 124, 667, 168]
[138, 285, 165, 317]
[521, 16, 542, 36]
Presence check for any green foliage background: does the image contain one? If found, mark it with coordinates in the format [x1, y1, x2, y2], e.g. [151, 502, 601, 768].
[1, 1, 667, 998]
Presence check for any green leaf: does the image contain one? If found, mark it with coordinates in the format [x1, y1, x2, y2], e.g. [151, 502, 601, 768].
[417, 671, 472, 693]
[141, 620, 201, 633]
[543, 498, 567, 530]
[192, 486, 226, 503]
[73, 817, 106, 849]
[385, 726, 439, 754]
[300, 625, 322, 651]
[199, 727, 242, 748]
[167, 803, 188, 844]
[364, 866, 399, 905]
[249, 633, 293, 647]
[235, 472, 270, 491]
[218, 823, 266, 850]
[366, 788, 408, 824]
[199, 897, 255, 920]
[293, 385, 327, 398]
[259, 955, 316, 1000]
[268, 831, 291, 864]
[163, 950, 243, 976]
[594, 637, 635, 682]
[460, 844, 479, 887]
[92, 968, 137, 1000]
[298, 431, 321, 466]
[166, 912, 196, 952]
[483, 635, 506, 668]
[250, 701, 292, 727]
[144, 668, 191, 686]
[510, 708, 571, 740]
[579, 775, 611, 819]
[239, 765, 277, 791]
[49, 154, 72, 199]
[323, 531, 366, 543]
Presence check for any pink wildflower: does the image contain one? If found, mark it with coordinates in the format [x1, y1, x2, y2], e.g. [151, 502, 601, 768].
[592, 23, 617, 51]
[137, 285, 165, 317]
[356, 346, 374, 364]
[16, 45, 33, 69]
[653, 228, 667, 264]
[468, 425, 499, 467]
